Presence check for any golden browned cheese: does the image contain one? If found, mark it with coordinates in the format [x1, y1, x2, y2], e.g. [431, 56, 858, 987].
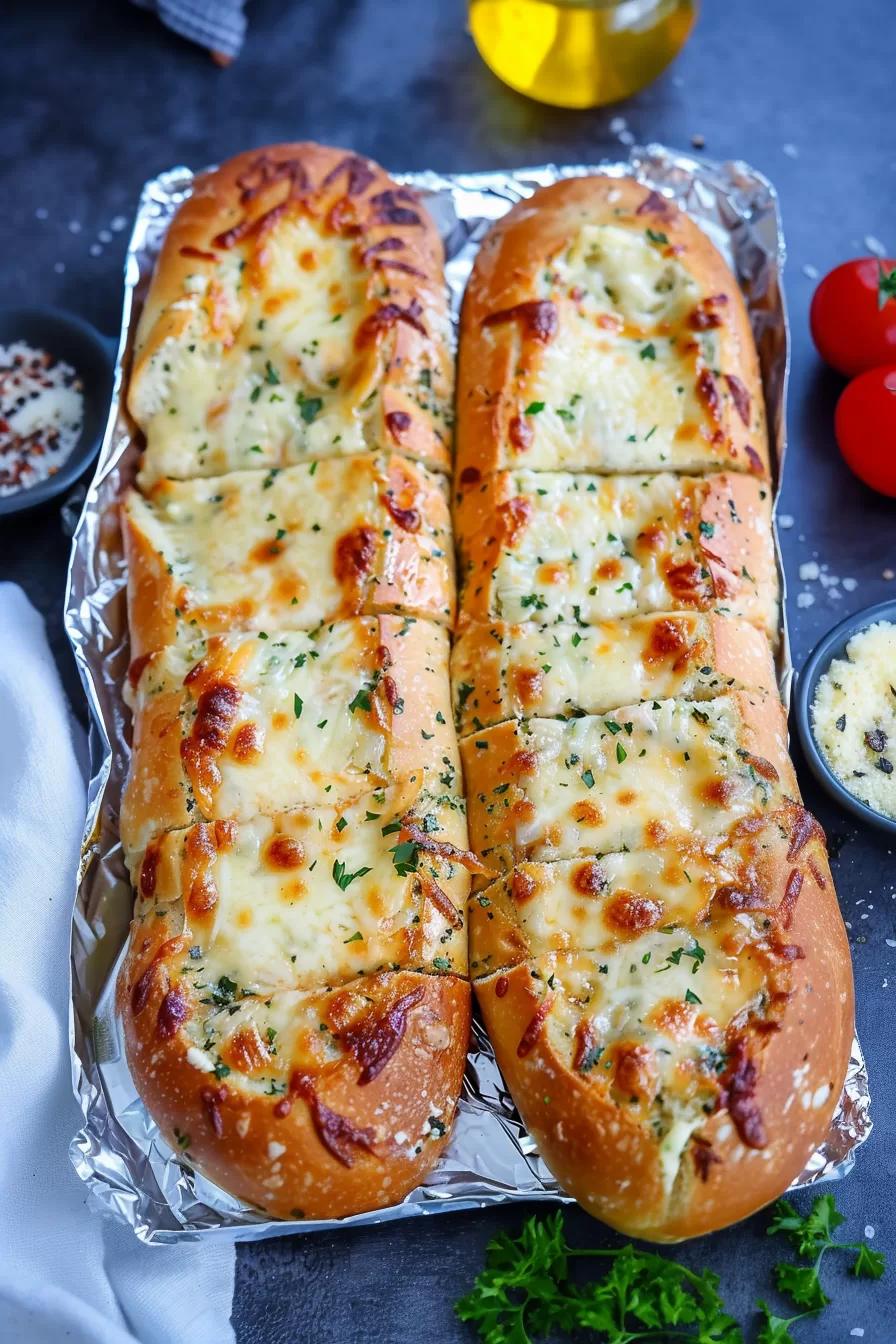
[456, 176, 853, 1240]
[118, 144, 470, 1222]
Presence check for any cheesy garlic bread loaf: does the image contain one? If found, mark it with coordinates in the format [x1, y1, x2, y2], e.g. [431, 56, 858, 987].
[118, 145, 472, 1221]
[454, 176, 853, 1241]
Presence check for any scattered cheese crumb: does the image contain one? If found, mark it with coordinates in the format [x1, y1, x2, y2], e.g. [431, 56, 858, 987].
[777, 513, 794, 529]
[797, 592, 815, 608]
[36, 207, 48, 220]
[865, 1225, 875, 1238]
[783, 143, 799, 158]
[68, 220, 81, 234]
[111, 215, 128, 232]
[802, 264, 819, 279]
[799, 561, 820, 581]
[864, 235, 887, 258]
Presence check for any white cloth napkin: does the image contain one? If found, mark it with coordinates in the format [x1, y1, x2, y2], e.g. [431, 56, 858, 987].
[0, 584, 236, 1343]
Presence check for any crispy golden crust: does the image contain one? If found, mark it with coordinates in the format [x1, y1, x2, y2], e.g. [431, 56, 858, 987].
[451, 612, 776, 737]
[120, 617, 458, 862]
[130, 144, 453, 483]
[457, 176, 768, 482]
[122, 453, 455, 659]
[119, 950, 470, 1221]
[472, 827, 852, 1241]
[454, 469, 778, 641]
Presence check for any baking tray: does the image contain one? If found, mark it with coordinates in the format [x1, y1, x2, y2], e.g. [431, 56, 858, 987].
[64, 146, 872, 1243]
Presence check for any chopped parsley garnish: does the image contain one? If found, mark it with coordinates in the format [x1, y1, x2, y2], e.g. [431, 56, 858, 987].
[332, 860, 372, 891]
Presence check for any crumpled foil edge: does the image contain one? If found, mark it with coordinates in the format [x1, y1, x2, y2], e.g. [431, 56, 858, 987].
[63, 145, 872, 1244]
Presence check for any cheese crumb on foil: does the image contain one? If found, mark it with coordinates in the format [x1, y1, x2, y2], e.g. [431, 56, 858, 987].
[811, 620, 896, 819]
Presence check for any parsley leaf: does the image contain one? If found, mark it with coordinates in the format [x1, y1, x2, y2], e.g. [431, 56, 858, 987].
[332, 860, 372, 891]
[766, 1193, 886, 1328]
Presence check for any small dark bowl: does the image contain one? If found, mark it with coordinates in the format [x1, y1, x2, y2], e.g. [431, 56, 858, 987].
[794, 598, 896, 838]
[0, 306, 116, 516]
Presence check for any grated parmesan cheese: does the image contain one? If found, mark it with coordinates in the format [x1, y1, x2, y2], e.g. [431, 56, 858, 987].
[811, 621, 896, 818]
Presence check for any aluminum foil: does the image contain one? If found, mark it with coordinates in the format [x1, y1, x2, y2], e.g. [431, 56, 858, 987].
[64, 146, 872, 1244]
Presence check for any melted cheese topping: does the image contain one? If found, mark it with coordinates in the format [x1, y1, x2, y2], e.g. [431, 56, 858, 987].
[132, 215, 453, 485]
[127, 453, 454, 641]
[525, 226, 725, 473]
[464, 694, 786, 868]
[123, 620, 459, 863]
[140, 780, 470, 997]
[451, 613, 773, 736]
[459, 470, 773, 631]
[472, 845, 745, 969]
[483, 225, 760, 475]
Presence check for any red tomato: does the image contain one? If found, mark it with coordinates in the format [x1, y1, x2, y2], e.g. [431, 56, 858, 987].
[810, 258, 896, 376]
[834, 365, 896, 496]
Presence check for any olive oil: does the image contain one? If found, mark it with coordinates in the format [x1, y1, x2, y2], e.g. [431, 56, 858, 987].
[469, 0, 697, 109]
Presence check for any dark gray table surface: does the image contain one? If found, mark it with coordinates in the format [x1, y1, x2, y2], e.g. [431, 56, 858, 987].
[3, 2, 894, 1340]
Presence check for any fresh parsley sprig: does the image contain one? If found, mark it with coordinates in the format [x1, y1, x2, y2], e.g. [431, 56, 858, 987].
[454, 1211, 741, 1343]
[756, 1193, 885, 1340]
[456, 1198, 885, 1344]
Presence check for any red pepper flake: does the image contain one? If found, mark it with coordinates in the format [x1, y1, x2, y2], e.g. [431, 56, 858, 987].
[381, 494, 421, 533]
[200, 1084, 228, 1137]
[385, 410, 412, 442]
[725, 374, 752, 426]
[156, 985, 191, 1040]
[517, 996, 554, 1057]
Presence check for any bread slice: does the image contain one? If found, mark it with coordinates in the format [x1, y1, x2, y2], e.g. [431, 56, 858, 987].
[462, 690, 795, 873]
[469, 812, 851, 1240]
[122, 452, 455, 658]
[457, 175, 768, 482]
[119, 776, 473, 1219]
[455, 469, 778, 640]
[130, 144, 453, 486]
[451, 611, 775, 736]
[122, 617, 459, 866]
